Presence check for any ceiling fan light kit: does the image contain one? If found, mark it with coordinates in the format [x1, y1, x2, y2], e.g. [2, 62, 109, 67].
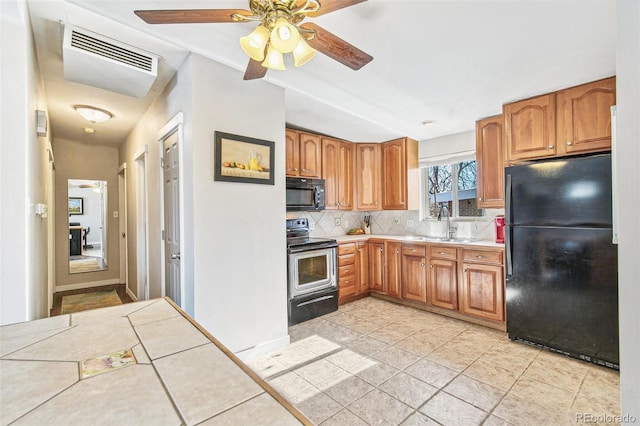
[135, 0, 373, 80]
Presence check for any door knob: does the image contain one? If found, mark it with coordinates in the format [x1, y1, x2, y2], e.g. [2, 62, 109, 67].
[170, 253, 181, 260]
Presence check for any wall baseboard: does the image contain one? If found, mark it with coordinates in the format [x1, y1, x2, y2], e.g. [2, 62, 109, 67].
[125, 286, 138, 302]
[234, 335, 290, 362]
[55, 278, 120, 293]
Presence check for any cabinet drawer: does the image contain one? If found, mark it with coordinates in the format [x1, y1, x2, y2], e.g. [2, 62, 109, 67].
[462, 249, 503, 265]
[338, 243, 357, 255]
[338, 253, 356, 267]
[429, 246, 457, 260]
[339, 273, 357, 288]
[339, 264, 356, 277]
[402, 244, 426, 257]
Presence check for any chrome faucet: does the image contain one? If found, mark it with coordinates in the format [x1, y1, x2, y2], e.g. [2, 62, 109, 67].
[437, 205, 457, 240]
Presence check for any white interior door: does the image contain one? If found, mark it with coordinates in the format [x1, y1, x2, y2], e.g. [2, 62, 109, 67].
[163, 132, 181, 305]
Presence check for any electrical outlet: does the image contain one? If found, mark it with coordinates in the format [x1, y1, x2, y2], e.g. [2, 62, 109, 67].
[393, 217, 400, 224]
[407, 220, 414, 228]
[344, 219, 349, 229]
[335, 218, 341, 226]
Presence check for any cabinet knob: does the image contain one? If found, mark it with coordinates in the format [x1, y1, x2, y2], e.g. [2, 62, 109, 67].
[567, 141, 573, 146]
[379, 248, 383, 252]
[401, 201, 405, 204]
[429, 264, 433, 268]
[396, 249, 400, 254]
[464, 268, 468, 273]
[411, 249, 416, 252]
[421, 263, 425, 267]
[374, 202, 378, 206]
[548, 145, 555, 149]
[302, 168, 307, 172]
[479, 197, 483, 201]
[293, 168, 298, 171]
[439, 251, 446, 255]
[476, 255, 486, 259]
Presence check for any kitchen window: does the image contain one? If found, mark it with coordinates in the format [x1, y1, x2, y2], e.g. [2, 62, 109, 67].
[421, 156, 483, 219]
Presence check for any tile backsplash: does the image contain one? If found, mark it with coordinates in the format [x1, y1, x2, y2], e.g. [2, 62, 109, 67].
[286, 209, 505, 242]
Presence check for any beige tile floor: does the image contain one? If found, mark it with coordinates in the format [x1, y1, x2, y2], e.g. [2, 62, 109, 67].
[247, 297, 620, 426]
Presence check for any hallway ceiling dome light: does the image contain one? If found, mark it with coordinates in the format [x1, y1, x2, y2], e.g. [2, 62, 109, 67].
[74, 105, 113, 123]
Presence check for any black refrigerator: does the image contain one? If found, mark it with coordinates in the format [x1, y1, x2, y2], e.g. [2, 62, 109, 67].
[505, 153, 619, 368]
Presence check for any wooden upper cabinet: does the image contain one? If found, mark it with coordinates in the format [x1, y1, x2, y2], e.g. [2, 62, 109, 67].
[285, 129, 300, 176]
[381, 137, 419, 210]
[298, 132, 322, 177]
[355, 144, 381, 211]
[557, 77, 616, 156]
[321, 138, 353, 210]
[286, 129, 322, 177]
[504, 93, 557, 162]
[475, 115, 505, 209]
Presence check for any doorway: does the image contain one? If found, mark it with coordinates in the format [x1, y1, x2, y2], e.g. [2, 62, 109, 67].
[135, 147, 149, 301]
[158, 113, 184, 307]
[118, 164, 128, 289]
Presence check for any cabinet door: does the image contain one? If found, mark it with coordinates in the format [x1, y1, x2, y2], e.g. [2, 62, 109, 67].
[285, 129, 300, 176]
[460, 263, 504, 322]
[321, 138, 340, 210]
[299, 133, 322, 178]
[504, 93, 556, 162]
[428, 258, 458, 310]
[355, 144, 381, 210]
[338, 142, 354, 210]
[402, 253, 427, 303]
[356, 241, 369, 294]
[476, 115, 504, 208]
[369, 242, 385, 293]
[385, 241, 402, 298]
[558, 77, 615, 156]
[381, 139, 406, 210]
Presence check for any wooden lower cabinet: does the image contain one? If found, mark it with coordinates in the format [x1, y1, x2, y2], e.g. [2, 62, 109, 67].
[368, 241, 385, 294]
[356, 241, 369, 294]
[338, 243, 357, 304]
[428, 258, 458, 310]
[385, 241, 402, 299]
[402, 244, 427, 303]
[459, 248, 505, 321]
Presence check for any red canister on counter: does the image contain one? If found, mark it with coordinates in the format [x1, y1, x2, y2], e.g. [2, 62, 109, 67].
[495, 215, 505, 244]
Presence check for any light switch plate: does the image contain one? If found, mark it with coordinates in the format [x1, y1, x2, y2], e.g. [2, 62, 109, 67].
[335, 218, 341, 226]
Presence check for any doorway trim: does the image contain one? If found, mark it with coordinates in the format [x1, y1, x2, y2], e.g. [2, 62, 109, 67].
[134, 145, 149, 301]
[118, 163, 129, 299]
[157, 112, 185, 307]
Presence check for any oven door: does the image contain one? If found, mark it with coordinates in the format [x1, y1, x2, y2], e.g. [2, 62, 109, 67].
[288, 246, 337, 299]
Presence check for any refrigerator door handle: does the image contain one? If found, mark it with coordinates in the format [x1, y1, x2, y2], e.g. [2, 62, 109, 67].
[505, 174, 513, 277]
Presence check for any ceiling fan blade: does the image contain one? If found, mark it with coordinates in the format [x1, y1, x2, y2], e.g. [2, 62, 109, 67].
[299, 0, 368, 17]
[300, 22, 373, 70]
[134, 9, 252, 24]
[244, 59, 268, 80]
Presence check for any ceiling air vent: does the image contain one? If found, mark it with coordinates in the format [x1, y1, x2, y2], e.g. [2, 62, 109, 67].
[63, 25, 159, 98]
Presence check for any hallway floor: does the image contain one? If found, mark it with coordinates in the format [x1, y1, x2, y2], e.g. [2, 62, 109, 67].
[50, 284, 133, 317]
[247, 297, 620, 425]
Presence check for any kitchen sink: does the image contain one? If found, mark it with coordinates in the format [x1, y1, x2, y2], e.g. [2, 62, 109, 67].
[402, 236, 476, 243]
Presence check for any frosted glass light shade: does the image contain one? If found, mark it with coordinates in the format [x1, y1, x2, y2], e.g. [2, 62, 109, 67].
[293, 38, 316, 67]
[240, 25, 270, 61]
[261, 44, 286, 70]
[270, 18, 300, 53]
[74, 105, 112, 123]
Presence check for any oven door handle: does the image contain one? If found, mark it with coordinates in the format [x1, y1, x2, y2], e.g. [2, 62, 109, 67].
[295, 294, 335, 307]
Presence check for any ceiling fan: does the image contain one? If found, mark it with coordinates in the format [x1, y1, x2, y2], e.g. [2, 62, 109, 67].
[134, 0, 373, 80]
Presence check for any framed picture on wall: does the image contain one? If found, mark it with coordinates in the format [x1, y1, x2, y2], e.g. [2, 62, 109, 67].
[214, 131, 275, 185]
[69, 197, 84, 215]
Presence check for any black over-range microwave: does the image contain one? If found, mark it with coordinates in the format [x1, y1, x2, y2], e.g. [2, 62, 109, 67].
[286, 177, 326, 211]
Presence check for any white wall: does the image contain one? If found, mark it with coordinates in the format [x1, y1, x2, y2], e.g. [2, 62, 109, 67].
[0, 0, 51, 325]
[189, 55, 288, 356]
[119, 54, 289, 356]
[616, 0, 640, 417]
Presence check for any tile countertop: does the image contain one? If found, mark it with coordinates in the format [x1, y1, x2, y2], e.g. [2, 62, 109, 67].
[0, 298, 310, 426]
[334, 234, 505, 249]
